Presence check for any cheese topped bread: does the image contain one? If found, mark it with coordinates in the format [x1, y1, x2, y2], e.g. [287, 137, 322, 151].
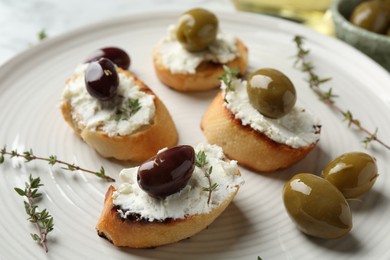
[61, 60, 178, 162]
[96, 144, 243, 248]
[153, 8, 248, 92]
[201, 68, 321, 172]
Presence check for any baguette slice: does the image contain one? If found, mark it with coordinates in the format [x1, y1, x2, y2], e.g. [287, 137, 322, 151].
[153, 39, 248, 92]
[96, 180, 240, 248]
[201, 92, 318, 172]
[61, 69, 178, 162]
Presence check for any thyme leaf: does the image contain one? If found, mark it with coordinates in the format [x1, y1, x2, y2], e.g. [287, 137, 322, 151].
[195, 150, 208, 168]
[38, 29, 47, 41]
[115, 98, 141, 121]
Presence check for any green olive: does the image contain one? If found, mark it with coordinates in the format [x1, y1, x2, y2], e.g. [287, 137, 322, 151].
[322, 152, 378, 199]
[350, 0, 390, 34]
[246, 68, 296, 119]
[176, 8, 218, 52]
[283, 173, 352, 239]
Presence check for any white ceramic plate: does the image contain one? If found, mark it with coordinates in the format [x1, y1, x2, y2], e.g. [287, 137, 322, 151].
[1, 10, 390, 260]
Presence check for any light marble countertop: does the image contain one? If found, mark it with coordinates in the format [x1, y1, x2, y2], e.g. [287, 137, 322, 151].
[0, 0, 235, 65]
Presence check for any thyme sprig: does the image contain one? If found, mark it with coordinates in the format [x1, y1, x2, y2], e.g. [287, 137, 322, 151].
[14, 174, 54, 253]
[0, 146, 115, 182]
[220, 65, 239, 103]
[115, 98, 141, 121]
[293, 35, 390, 150]
[195, 150, 218, 204]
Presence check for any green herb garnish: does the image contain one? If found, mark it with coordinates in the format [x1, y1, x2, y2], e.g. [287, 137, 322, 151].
[293, 35, 389, 150]
[195, 151, 218, 204]
[14, 174, 54, 253]
[220, 65, 239, 103]
[115, 98, 141, 121]
[0, 146, 114, 182]
[38, 29, 47, 41]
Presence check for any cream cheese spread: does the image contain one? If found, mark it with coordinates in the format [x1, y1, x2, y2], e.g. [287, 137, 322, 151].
[112, 143, 244, 221]
[62, 64, 155, 137]
[222, 79, 321, 148]
[157, 25, 238, 74]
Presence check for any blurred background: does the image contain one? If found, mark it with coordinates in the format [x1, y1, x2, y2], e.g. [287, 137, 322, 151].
[2, 0, 389, 70]
[233, 0, 334, 33]
[0, 0, 334, 65]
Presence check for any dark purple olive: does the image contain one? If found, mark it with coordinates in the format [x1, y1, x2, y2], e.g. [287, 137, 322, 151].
[85, 47, 131, 70]
[85, 58, 119, 101]
[137, 145, 195, 198]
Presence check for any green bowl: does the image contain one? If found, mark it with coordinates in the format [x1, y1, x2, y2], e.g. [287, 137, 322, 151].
[331, 0, 390, 71]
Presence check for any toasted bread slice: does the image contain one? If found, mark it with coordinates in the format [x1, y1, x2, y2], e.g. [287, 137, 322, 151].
[96, 181, 239, 248]
[153, 39, 248, 92]
[201, 92, 318, 172]
[61, 69, 178, 162]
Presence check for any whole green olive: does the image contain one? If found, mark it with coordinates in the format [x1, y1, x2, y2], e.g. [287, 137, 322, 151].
[350, 0, 390, 34]
[283, 173, 352, 239]
[322, 152, 378, 199]
[176, 8, 218, 52]
[246, 68, 296, 119]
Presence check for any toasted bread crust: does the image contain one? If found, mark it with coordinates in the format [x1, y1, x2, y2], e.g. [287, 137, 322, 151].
[61, 69, 178, 162]
[96, 185, 239, 248]
[201, 92, 317, 172]
[153, 39, 248, 92]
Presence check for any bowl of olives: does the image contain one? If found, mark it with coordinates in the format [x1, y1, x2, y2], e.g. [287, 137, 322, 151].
[331, 0, 390, 71]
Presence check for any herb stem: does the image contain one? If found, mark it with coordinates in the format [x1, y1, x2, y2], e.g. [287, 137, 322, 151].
[293, 35, 389, 150]
[26, 192, 49, 253]
[204, 169, 213, 205]
[15, 175, 54, 253]
[324, 99, 390, 149]
[207, 180, 212, 204]
[220, 65, 239, 103]
[195, 151, 218, 204]
[1, 147, 115, 182]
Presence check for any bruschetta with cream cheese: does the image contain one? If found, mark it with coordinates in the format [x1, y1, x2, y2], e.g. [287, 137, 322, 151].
[61, 51, 178, 162]
[96, 144, 243, 248]
[153, 8, 248, 92]
[201, 68, 321, 172]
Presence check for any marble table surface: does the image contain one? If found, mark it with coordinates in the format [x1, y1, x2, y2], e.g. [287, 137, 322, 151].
[0, 0, 235, 65]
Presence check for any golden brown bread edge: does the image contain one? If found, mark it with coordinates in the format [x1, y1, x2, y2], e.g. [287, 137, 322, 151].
[153, 39, 248, 92]
[96, 184, 240, 248]
[201, 92, 318, 172]
[61, 69, 178, 162]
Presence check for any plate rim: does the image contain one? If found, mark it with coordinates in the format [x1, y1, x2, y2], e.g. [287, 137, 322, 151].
[1, 9, 390, 83]
[1, 9, 390, 260]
